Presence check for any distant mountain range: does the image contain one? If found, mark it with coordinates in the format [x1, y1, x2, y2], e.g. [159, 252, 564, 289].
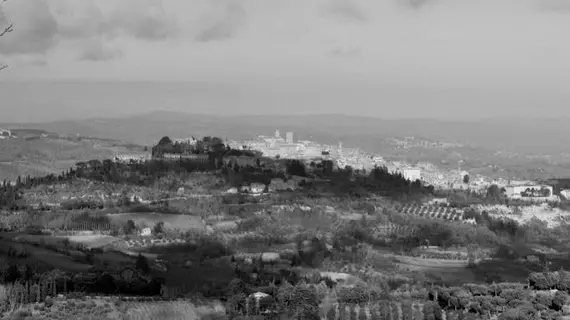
[2, 112, 568, 155]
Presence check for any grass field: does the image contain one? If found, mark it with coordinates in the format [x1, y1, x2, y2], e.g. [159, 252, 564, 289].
[67, 234, 125, 249]
[107, 213, 206, 231]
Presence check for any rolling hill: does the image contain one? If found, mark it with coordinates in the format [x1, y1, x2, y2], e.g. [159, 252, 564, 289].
[2, 112, 570, 180]
[0, 134, 145, 181]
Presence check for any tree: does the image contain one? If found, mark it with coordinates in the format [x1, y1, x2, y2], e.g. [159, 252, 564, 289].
[135, 254, 149, 274]
[157, 136, 173, 146]
[486, 184, 503, 200]
[153, 221, 164, 234]
[463, 174, 470, 184]
[123, 219, 136, 235]
[0, 0, 13, 72]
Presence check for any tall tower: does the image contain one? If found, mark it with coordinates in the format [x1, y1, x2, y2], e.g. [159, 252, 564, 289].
[286, 132, 294, 144]
[275, 129, 280, 138]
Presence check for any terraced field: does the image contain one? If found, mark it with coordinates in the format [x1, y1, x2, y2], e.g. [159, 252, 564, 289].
[397, 204, 475, 224]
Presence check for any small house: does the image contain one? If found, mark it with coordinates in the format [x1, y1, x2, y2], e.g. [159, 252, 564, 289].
[140, 228, 152, 237]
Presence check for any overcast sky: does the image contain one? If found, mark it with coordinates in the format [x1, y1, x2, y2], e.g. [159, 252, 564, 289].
[1, 0, 570, 122]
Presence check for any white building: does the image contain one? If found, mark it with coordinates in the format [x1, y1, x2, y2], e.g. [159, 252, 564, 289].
[505, 185, 553, 198]
[286, 132, 294, 144]
[140, 228, 152, 236]
[401, 168, 421, 182]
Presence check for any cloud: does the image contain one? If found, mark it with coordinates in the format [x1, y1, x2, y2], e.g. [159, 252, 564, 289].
[78, 38, 121, 61]
[321, 0, 368, 22]
[195, 2, 247, 42]
[102, 0, 179, 41]
[0, 0, 58, 55]
[0, 0, 569, 85]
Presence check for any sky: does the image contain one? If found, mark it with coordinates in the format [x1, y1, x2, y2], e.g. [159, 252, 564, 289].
[1, 0, 570, 122]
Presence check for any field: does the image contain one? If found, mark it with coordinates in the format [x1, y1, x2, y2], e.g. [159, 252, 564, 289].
[67, 234, 125, 249]
[107, 213, 207, 231]
[123, 300, 224, 320]
[0, 236, 93, 272]
[0, 231, 142, 273]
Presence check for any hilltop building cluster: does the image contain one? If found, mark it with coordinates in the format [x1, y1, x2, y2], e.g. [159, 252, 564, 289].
[110, 129, 566, 202]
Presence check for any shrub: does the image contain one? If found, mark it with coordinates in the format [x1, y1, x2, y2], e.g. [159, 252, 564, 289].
[463, 284, 489, 296]
[499, 289, 527, 303]
[552, 291, 568, 311]
[44, 297, 55, 307]
[532, 292, 553, 310]
[557, 271, 570, 291]
[546, 272, 561, 289]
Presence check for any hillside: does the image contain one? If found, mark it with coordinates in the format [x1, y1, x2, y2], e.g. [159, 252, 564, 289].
[2, 134, 570, 319]
[0, 136, 145, 181]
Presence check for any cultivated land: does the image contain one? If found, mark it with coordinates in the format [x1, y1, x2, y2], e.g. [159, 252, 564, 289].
[2, 133, 570, 319]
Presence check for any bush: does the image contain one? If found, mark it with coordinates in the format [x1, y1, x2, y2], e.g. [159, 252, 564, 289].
[499, 289, 527, 303]
[552, 291, 568, 311]
[532, 291, 552, 310]
[463, 284, 489, 296]
[44, 297, 55, 307]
